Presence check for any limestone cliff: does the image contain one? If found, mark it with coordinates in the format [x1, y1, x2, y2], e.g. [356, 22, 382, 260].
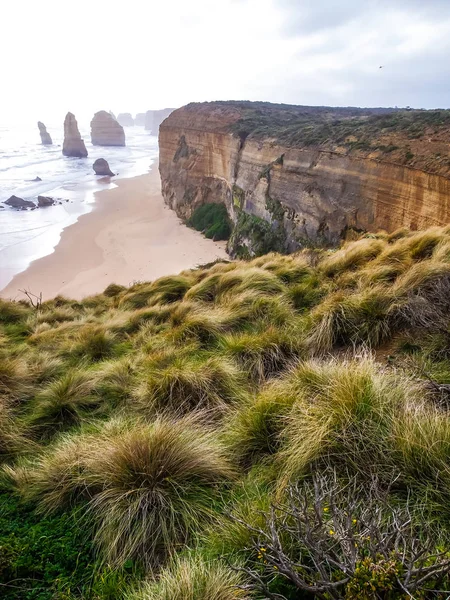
[159, 101, 450, 255]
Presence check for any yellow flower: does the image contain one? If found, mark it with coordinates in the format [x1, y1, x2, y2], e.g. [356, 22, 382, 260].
[329, 530, 335, 535]
[273, 566, 278, 570]
[323, 507, 329, 512]
[352, 519, 357, 524]
[260, 547, 266, 552]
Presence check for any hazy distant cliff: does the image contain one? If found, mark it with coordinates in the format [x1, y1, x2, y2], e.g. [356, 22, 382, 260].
[159, 101, 450, 255]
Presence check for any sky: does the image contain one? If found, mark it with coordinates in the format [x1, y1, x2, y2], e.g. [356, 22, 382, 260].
[1, 0, 450, 125]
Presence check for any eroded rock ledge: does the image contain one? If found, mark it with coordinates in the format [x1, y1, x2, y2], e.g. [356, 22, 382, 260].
[159, 101, 450, 256]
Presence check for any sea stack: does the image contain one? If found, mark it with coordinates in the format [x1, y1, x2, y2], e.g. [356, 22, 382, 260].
[144, 108, 175, 134]
[90, 111, 125, 146]
[134, 112, 146, 126]
[38, 121, 52, 145]
[93, 158, 115, 176]
[62, 112, 88, 158]
[117, 113, 134, 127]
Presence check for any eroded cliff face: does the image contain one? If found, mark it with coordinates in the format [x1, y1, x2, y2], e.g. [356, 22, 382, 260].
[159, 102, 450, 255]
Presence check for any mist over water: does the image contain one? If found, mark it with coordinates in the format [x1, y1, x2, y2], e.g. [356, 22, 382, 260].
[0, 124, 159, 292]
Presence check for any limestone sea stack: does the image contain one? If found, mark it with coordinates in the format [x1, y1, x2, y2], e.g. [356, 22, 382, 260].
[93, 158, 115, 176]
[134, 113, 146, 126]
[117, 113, 134, 127]
[62, 112, 88, 158]
[90, 111, 125, 146]
[144, 108, 175, 134]
[38, 121, 52, 145]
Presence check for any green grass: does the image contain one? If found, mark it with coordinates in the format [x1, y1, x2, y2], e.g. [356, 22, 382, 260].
[3, 225, 450, 594]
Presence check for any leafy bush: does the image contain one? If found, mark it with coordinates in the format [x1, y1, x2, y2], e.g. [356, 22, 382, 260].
[187, 203, 231, 240]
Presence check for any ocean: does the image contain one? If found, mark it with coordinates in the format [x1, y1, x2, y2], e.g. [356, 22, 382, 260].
[0, 123, 159, 290]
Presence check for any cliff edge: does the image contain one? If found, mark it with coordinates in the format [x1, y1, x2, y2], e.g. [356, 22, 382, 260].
[159, 101, 450, 256]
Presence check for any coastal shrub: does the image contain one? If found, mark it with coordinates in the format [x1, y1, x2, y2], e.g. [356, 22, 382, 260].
[232, 472, 450, 599]
[0, 298, 31, 324]
[128, 556, 249, 600]
[187, 203, 232, 241]
[228, 211, 286, 257]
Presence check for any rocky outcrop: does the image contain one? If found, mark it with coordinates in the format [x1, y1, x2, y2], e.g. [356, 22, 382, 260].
[5, 195, 35, 210]
[38, 121, 52, 145]
[93, 158, 115, 176]
[117, 113, 134, 127]
[90, 111, 125, 146]
[135, 113, 146, 126]
[37, 195, 55, 207]
[62, 112, 88, 158]
[159, 102, 450, 256]
[145, 108, 175, 134]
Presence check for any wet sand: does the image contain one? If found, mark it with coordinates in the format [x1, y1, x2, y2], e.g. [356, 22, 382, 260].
[1, 165, 228, 301]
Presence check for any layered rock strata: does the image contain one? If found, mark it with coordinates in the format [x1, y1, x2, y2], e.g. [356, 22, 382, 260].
[62, 113, 88, 158]
[38, 121, 52, 145]
[159, 102, 450, 255]
[90, 111, 125, 146]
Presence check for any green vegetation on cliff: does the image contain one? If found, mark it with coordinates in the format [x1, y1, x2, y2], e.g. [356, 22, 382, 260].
[3, 226, 450, 597]
[187, 203, 231, 241]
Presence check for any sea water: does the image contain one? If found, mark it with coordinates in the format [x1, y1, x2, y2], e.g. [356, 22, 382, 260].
[0, 123, 159, 290]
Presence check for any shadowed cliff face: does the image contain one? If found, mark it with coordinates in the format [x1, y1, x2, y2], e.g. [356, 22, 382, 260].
[159, 102, 450, 255]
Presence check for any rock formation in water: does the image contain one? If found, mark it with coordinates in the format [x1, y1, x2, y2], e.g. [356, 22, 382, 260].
[62, 112, 88, 158]
[37, 195, 55, 207]
[38, 121, 52, 145]
[109, 110, 117, 120]
[5, 195, 36, 210]
[93, 158, 115, 176]
[145, 108, 175, 134]
[117, 113, 134, 127]
[159, 101, 450, 256]
[134, 113, 146, 126]
[90, 111, 125, 146]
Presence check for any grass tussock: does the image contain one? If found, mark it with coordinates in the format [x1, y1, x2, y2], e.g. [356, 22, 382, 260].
[128, 556, 249, 600]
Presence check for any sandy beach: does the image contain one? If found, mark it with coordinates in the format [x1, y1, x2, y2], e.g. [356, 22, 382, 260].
[1, 164, 228, 301]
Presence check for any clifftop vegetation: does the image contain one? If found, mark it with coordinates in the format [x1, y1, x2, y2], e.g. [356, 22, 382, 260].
[184, 100, 450, 177]
[3, 226, 450, 597]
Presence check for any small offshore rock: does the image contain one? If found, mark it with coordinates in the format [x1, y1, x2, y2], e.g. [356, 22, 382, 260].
[5, 195, 36, 210]
[38, 121, 52, 145]
[62, 112, 88, 157]
[32, 176, 42, 181]
[37, 195, 55, 207]
[93, 158, 115, 176]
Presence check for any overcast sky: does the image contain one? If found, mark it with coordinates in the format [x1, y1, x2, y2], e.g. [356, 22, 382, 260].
[2, 0, 450, 125]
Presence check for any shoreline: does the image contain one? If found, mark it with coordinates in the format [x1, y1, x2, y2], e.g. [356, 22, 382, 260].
[1, 164, 228, 301]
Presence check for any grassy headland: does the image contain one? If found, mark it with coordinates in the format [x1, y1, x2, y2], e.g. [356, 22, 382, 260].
[2, 226, 450, 597]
